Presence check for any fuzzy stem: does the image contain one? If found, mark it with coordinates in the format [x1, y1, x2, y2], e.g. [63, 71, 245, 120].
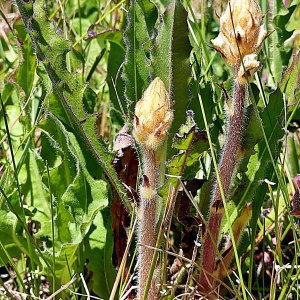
[139, 199, 157, 300]
[133, 77, 173, 299]
[199, 73, 246, 293]
[214, 81, 245, 201]
[138, 148, 161, 300]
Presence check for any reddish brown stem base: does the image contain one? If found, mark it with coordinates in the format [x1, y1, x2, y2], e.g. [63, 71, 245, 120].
[199, 79, 246, 295]
[139, 199, 157, 300]
[138, 149, 160, 300]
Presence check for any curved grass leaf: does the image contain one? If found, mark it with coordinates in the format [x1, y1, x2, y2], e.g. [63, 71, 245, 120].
[85, 26, 124, 50]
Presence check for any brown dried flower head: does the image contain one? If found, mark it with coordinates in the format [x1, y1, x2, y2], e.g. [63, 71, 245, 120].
[211, 0, 267, 83]
[133, 77, 173, 150]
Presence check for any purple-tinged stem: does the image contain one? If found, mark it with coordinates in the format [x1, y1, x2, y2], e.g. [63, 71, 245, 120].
[199, 75, 246, 294]
[138, 149, 159, 300]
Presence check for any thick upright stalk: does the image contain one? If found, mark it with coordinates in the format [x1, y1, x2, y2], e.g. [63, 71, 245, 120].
[201, 0, 268, 295]
[138, 149, 159, 300]
[139, 198, 157, 299]
[199, 76, 246, 293]
[132, 77, 173, 300]
[213, 81, 246, 202]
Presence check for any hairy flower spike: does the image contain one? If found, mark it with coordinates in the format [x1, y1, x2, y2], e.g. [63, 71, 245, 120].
[133, 77, 173, 150]
[133, 77, 173, 299]
[200, 0, 268, 294]
[211, 0, 267, 83]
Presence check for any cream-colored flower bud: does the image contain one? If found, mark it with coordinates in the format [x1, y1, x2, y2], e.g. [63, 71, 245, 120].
[133, 77, 173, 150]
[211, 0, 267, 68]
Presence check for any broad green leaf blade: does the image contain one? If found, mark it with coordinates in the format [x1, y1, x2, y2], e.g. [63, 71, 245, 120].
[15, 0, 131, 211]
[279, 51, 300, 107]
[0, 210, 38, 262]
[84, 207, 117, 298]
[152, 0, 191, 153]
[107, 42, 126, 128]
[123, 0, 157, 115]
[13, 18, 37, 100]
[159, 111, 208, 199]
[268, 3, 296, 85]
[18, 150, 52, 238]
[37, 115, 116, 297]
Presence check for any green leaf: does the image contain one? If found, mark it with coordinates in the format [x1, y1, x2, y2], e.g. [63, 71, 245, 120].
[39, 117, 76, 200]
[83, 87, 97, 114]
[0, 104, 24, 165]
[159, 111, 208, 199]
[0, 210, 38, 262]
[37, 115, 116, 297]
[15, 0, 131, 211]
[12, 18, 37, 100]
[238, 103, 264, 174]
[285, 3, 300, 32]
[123, 0, 157, 113]
[286, 136, 300, 176]
[19, 149, 52, 230]
[268, 3, 296, 84]
[84, 207, 117, 298]
[85, 26, 124, 49]
[152, 0, 191, 154]
[233, 52, 300, 224]
[279, 51, 300, 107]
[107, 42, 126, 127]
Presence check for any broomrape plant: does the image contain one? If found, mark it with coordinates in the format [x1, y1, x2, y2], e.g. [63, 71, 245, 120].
[199, 0, 268, 293]
[0, 0, 299, 299]
[133, 77, 173, 299]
